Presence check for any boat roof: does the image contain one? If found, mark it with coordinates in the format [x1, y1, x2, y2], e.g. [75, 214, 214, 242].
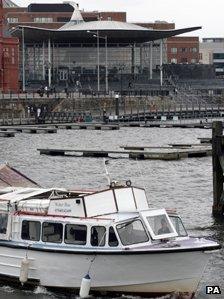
[22, 211, 140, 224]
[0, 186, 94, 202]
[0, 187, 65, 202]
[0, 185, 149, 219]
[95, 212, 139, 222]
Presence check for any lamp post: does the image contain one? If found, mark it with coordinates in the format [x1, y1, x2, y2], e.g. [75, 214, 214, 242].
[96, 31, 100, 92]
[105, 35, 108, 94]
[119, 64, 125, 116]
[115, 93, 119, 117]
[87, 31, 108, 93]
[48, 38, 52, 88]
[97, 34, 108, 94]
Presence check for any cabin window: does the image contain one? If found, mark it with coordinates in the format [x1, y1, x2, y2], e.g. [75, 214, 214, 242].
[116, 219, 149, 246]
[146, 214, 174, 236]
[169, 216, 187, 237]
[21, 220, 41, 241]
[0, 213, 8, 234]
[42, 222, 63, 243]
[108, 226, 119, 247]
[91, 226, 106, 247]
[65, 224, 87, 245]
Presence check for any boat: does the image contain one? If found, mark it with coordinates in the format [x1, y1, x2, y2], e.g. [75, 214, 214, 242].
[0, 181, 220, 298]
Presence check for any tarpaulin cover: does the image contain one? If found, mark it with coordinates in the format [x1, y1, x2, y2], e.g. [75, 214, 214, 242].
[0, 164, 39, 188]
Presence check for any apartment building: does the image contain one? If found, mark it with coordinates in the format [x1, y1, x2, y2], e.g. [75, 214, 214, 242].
[200, 38, 224, 76]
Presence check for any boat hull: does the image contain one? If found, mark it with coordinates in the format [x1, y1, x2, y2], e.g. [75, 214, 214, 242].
[0, 244, 209, 296]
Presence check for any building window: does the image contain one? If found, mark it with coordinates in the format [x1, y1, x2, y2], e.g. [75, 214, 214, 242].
[57, 17, 70, 23]
[42, 222, 63, 243]
[7, 17, 18, 23]
[65, 224, 87, 245]
[3, 47, 9, 58]
[204, 39, 214, 43]
[190, 47, 198, 53]
[107, 16, 112, 21]
[191, 59, 197, 64]
[180, 48, 188, 53]
[181, 57, 188, 63]
[11, 48, 15, 64]
[213, 53, 224, 59]
[171, 47, 177, 54]
[21, 220, 41, 241]
[34, 17, 53, 23]
[170, 58, 177, 64]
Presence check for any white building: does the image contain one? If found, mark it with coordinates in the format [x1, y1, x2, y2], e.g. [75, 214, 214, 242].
[200, 38, 224, 76]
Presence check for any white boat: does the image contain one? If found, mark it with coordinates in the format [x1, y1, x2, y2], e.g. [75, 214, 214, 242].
[0, 182, 220, 298]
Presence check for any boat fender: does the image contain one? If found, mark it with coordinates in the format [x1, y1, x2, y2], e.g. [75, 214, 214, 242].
[126, 180, 132, 187]
[19, 257, 29, 285]
[79, 274, 91, 298]
[110, 181, 116, 188]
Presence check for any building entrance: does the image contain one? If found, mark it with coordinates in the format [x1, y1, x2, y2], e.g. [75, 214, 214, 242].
[59, 68, 69, 81]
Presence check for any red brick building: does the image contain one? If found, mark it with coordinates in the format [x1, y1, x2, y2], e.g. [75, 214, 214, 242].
[0, 0, 19, 92]
[136, 22, 200, 64]
[4, 3, 126, 30]
[166, 36, 200, 64]
[136, 22, 175, 30]
[2, 37, 19, 92]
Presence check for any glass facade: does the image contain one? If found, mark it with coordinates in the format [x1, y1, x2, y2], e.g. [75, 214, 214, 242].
[213, 52, 224, 76]
[34, 17, 53, 23]
[171, 47, 177, 53]
[213, 53, 224, 59]
[20, 41, 167, 89]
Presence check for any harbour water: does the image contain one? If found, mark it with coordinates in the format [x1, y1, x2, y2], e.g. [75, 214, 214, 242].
[0, 126, 223, 299]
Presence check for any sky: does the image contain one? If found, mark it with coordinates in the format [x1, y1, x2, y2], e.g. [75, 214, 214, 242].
[14, 0, 224, 39]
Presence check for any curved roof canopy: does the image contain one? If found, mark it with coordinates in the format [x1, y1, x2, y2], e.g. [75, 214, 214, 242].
[11, 20, 201, 44]
[59, 20, 151, 32]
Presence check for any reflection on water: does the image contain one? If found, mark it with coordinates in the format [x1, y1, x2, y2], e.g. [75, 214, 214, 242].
[0, 127, 223, 299]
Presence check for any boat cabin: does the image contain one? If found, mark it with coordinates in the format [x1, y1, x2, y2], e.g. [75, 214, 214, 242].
[0, 186, 188, 249]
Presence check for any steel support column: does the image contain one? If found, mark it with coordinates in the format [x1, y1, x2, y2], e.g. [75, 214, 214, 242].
[97, 30, 100, 92]
[48, 38, 51, 88]
[139, 44, 143, 73]
[105, 36, 108, 93]
[42, 42, 45, 81]
[131, 44, 135, 75]
[149, 42, 153, 80]
[160, 39, 163, 86]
